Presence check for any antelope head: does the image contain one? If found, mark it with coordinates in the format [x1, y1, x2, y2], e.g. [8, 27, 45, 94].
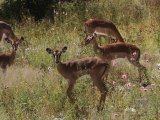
[5, 36, 24, 51]
[46, 46, 67, 64]
[84, 33, 97, 45]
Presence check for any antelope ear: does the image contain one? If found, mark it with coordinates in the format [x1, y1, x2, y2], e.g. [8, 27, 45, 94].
[93, 32, 97, 38]
[2, 33, 9, 42]
[4, 37, 11, 43]
[46, 48, 53, 54]
[62, 46, 67, 53]
[19, 36, 24, 43]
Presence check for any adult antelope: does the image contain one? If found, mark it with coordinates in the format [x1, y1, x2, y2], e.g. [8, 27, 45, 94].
[0, 21, 19, 42]
[0, 37, 24, 73]
[46, 46, 110, 111]
[84, 33, 150, 87]
[84, 18, 124, 43]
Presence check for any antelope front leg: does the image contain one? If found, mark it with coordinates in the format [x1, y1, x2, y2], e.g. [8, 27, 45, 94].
[129, 60, 150, 87]
[136, 63, 150, 86]
[66, 79, 76, 104]
[138, 66, 150, 87]
[2, 65, 7, 74]
[94, 79, 108, 111]
[138, 67, 143, 83]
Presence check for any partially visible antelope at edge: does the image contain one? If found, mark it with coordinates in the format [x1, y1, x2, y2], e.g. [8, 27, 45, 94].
[84, 18, 124, 43]
[84, 33, 150, 87]
[0, 37, 24, 73]
[46, 46, 110, 111]
[0, 21, 19, 42]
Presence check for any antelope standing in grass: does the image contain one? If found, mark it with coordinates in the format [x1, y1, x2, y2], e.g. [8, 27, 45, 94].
[0, 37, 24, 73]
[84, 18, 124, 43]
[46, 46, 110, 111]
[84, 33, 150, 87]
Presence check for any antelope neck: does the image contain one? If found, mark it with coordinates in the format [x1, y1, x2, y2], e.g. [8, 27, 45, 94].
[56, 62, 66, 74]
[10, 50, 16, 60]
[92, 38, 101, 53]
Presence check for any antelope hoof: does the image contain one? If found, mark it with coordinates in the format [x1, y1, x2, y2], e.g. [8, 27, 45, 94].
[97, 105, 104, 112]
[141, 82, 151, 88]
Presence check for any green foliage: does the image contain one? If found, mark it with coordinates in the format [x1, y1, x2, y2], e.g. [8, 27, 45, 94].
[0, 0, 55, 22]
